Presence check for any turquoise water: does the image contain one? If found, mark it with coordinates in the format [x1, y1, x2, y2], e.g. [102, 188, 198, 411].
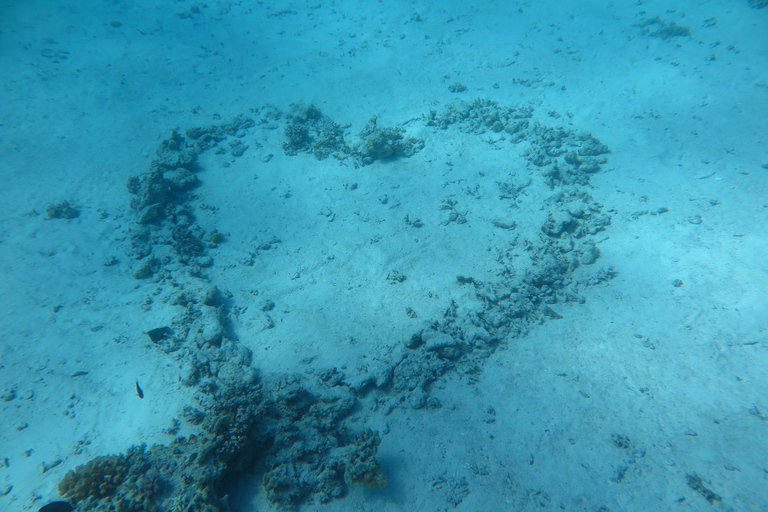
[1, 1, 767, 511]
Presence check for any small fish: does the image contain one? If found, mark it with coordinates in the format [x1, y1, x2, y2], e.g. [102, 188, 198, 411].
[135, 380, 144, 399]
[39, 501, 72, 512]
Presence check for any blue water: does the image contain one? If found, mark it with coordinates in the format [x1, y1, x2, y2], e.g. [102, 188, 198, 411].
[1, 1, 767, 511]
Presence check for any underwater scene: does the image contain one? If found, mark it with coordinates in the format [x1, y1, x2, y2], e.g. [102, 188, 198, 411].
[1, 1, 767, 511]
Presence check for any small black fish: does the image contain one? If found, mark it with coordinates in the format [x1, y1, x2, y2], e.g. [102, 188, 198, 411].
[39, 502, 73, 512]
[135, 380, 144, 399]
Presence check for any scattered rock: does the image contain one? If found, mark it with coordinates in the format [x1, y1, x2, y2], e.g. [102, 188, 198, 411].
[45, 200, 80, 219]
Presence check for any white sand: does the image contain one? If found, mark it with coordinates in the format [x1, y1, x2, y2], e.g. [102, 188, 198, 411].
[1, 1, 766, 510]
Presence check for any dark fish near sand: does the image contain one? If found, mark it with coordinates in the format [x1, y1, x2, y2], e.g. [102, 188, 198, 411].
[38, 502, 72, 512]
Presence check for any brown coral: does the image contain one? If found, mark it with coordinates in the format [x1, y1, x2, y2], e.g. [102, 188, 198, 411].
[343, 429, 387, 489]
[57, 454, 128, 503]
